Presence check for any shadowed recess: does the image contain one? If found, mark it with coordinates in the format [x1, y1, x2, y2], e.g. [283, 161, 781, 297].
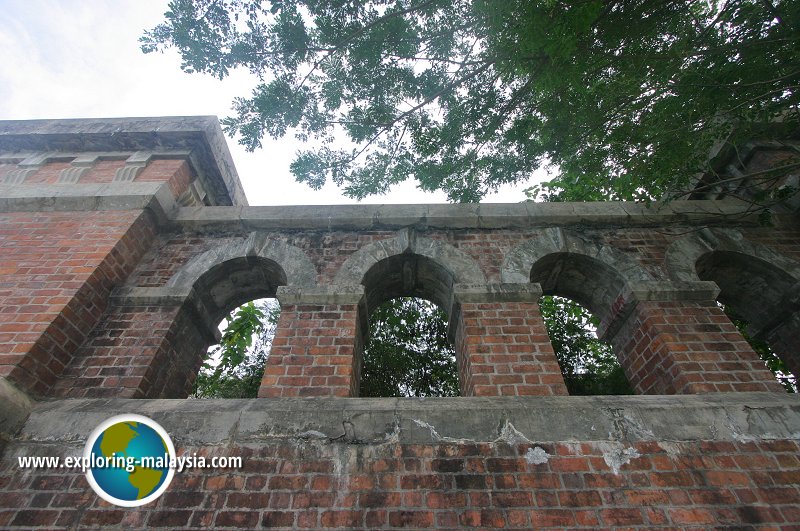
[530, 252, 627, 323]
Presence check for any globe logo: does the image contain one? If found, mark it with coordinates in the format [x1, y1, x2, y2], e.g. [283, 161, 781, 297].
[83, 414, 176, 507]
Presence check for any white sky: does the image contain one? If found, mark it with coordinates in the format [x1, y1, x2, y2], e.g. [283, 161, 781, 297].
[0, 0, 544, 206]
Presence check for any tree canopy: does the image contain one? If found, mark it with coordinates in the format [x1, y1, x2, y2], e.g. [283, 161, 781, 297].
[143, 0, 799, 203]
[359, 297, 459, 397]
[539, 296, 633, 395]
[159, 0, 800, 398]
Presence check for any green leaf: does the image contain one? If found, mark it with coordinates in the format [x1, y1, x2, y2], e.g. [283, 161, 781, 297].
[193, 299, 280, 398]
[145, 0, 800, 204]
[360, 297, 459, 397]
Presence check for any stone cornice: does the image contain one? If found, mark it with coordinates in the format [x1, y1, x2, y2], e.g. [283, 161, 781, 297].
[0, 116, 247, 207]
[170, 199, 796, 232]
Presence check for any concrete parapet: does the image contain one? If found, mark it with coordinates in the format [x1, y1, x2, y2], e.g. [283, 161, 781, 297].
[15, 392, 800, 447]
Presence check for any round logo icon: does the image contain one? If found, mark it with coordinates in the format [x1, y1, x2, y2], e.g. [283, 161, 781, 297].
[83, 414, 176, 507]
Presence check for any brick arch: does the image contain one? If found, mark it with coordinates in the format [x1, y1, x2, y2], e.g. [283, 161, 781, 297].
[168, 232, 317, 289]
[333, 228, 486, 292]
[333, 233, 486, 399]
[664, 227, 800, 331]
[501, 228, 653, 320]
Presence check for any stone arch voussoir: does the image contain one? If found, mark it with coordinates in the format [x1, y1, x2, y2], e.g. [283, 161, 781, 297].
[167, 232, 317, 289]
[333, 229, 486, 286]
[665, 227, 800, 283]
[501, 227, 653, 285]
[501, 228, 654, 321]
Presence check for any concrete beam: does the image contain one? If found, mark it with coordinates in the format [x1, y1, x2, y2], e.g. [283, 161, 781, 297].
[110, 286, 221, 343]
[0, 182, 175, 225]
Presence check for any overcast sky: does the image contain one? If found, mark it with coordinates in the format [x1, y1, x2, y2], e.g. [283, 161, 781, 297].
[0, 0, 543, 206]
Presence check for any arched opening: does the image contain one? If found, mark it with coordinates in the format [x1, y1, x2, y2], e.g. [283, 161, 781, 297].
[696, 251, 793, 332]
[182, 256, 288, 398]
[530, 252, 626, 322]
[361, 253, 454, 313]
[360, 297, 458, 397]
[357, 254, 459, 397]
[531, 252, 634, 395]
[193, 298, 281, 398]
[192, 256, 287, 325]
[696, 251, 798, 391]
[539, 296, 633, 395]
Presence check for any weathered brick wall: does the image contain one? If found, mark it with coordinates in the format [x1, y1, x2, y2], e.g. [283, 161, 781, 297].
[1, 117, 799, 529]
[454, 300, 567, 396]
[0, 158, 201, 398]
[85, 219, 800, 400]
[258, 302, 362, 398]
[610, 300, 783, 394]
[50, 304, 209, 399]
[120, 226, 800, 287]
[3, 396, 799, 529]
[7, 440, 800, 528]
[0, 209, 156, 396]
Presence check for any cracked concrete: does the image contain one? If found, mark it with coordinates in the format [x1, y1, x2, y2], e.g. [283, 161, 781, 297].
[8, 393, 799, 454]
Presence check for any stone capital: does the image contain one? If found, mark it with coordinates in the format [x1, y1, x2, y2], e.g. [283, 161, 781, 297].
[598, 280, 721, 340]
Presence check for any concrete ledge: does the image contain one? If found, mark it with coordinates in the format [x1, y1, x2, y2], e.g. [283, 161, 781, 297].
[623, 280, 721, 302]
[110, 286, 194, 306]
[170, 199, 783, 232]
[0, 182, 175, 224]
[110, 287, 220, 343]
[598, 281, 722, 339]
[12, 393, 800, 449]
[0, 378, 33, 451]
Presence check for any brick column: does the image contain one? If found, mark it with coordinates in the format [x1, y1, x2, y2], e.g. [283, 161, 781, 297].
[0, 210, 157, 397]
[451, 283, 568, 396]
[600, 281, 784, 394]
[258, 286, 364, 398]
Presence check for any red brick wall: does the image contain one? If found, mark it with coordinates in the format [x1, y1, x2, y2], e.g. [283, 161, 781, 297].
[2, 147, 800, 529]
[0, 159, 195, 396]
[2, 437, 798, 528]
[454, 302, 568, 396]
[123, 226, 800, 287]
[0, 210, 156, 395]
[66, 221, 800, 399]
[258, 303, 361, 398]
[611, 301, 784, 394]
[51, 304, 208, 399]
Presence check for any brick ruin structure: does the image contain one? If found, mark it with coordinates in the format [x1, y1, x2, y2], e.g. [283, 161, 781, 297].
[0, 117, 798, 528]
